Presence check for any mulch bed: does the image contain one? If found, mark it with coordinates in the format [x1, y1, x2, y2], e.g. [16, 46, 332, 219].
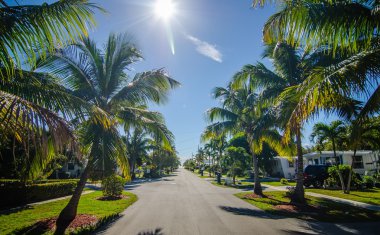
[243, 193, 321, 215]
[96, 195, 129, 201]
[27, 214, 98, 233]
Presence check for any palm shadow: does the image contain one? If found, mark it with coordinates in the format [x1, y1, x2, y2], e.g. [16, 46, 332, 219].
[137, 228, 165, 235]
[219, 206, 280, 219]
[0, 205, 33, 216]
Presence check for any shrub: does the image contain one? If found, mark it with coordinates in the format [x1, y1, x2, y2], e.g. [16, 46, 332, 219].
[102, 174, 126, 197]
[0, 180, 78, 209]
[280, 178, 288, 185]
[327, 165, 362, 188]
[363, 176, 375, 189]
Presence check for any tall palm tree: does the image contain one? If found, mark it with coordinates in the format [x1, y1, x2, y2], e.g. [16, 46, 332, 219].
[310, 120, 347, 191]
[230, 43, 352, 203]
[203, 85, 286, 195]
[40, 33, 179, 234]
[231, 43, 310, 202]
[124, 128, 152, 180]
[202, 132, 227, 174]
[0, 0, 103, 180]
[0, 71, 106, 181]
[344, 116, 380, 193]
[253, 0, 380, 135]
[203, 142, 214, 176]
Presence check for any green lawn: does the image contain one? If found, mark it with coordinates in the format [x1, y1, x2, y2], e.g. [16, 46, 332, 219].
[261, 181, 296, 187]
[306, 188, 380, 206]
[236, 191, 380, 223]
[0, 191, 137, 234]
[211, 180, 254, 189]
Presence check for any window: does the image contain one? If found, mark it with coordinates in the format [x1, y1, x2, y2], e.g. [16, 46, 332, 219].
[288, 161, 294, 168]
[353, 156, 364, 169]
[314, 159, 319, 165]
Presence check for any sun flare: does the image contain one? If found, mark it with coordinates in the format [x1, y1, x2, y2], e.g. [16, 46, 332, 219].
[154, 0, 176, 21]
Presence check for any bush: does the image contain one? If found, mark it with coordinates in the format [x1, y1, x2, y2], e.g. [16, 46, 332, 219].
[327, 165, 362, 188]
[363, 176, 375, 189]
[280, 178, 288, 185]
[0, 180, 78, 209]
[102, 174, 126, 197]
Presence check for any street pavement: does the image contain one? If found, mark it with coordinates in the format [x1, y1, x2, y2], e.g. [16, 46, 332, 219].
[97, 168, 380, 235]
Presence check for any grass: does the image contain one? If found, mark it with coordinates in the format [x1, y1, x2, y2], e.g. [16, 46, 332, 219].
[236, 191, 380, 223]
[261, 181, 296, 187]
[306, 188, 380, 206]
[211, 180, 254, 189]
[0, 191, 137, 234]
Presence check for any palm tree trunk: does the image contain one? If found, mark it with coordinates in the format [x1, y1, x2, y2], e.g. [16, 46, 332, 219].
[248, 135, 263, 196]
[291, 127, 305, 204]
[209, 155, 211, 177]
[345, 150, 356, 194]
[130, 159, 136, 180]
[54, 165, 91, 235]
[332, 140, 346, 193]
[252, 151, 263, 195]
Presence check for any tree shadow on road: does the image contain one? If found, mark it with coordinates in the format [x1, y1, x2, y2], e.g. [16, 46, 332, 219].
[219, 206, 281, 219]
[137, 228, 165, 235]
[279, 219, 380, 235]
[124, 179, 163, 191]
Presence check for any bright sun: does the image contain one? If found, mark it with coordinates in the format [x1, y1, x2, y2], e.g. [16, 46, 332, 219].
[154, 0, 175, 21]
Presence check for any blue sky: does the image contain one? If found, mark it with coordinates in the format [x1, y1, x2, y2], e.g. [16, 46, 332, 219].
[87, 0, 338, 162]
[11, 0, 336, 161]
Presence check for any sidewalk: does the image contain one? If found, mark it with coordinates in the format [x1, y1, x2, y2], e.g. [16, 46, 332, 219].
[261, 184, 380, 212]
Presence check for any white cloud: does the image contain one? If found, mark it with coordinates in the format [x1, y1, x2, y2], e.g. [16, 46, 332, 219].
[186, 35, 222, 63]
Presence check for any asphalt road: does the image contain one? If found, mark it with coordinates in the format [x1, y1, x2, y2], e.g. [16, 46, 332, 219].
[98, 168, 380, 235]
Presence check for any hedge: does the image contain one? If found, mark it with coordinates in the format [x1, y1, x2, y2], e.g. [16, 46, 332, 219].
[0, 180, 78, 209]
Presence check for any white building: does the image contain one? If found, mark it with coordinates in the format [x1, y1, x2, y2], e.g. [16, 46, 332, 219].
[269, 157, 297, 179]
[270, 151, 380, 178]
[303, 151, 380, 175]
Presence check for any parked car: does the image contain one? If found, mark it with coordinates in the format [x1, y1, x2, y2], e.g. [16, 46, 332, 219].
[303, 165, 329, 188]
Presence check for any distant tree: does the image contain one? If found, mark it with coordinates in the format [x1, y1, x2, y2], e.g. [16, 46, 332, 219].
[310, 120, 347, 192]
[224, 146, 250, 184]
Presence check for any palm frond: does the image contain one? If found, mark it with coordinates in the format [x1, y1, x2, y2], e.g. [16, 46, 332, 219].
[118, 107, 175, 150]
[0, 0, 103, 79]
[103, 33, 142, 99]
[0, 90, 76, 180]
[262, 1, 378, 54]
[111, 69, 180, 105]
[205, 107, 238, 123]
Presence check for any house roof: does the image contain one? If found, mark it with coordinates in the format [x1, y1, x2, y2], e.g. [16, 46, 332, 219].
[303, 150, 373, 158]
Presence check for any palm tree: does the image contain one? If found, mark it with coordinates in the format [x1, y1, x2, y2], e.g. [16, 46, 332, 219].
[40, 33, 179, 234]
[0, 71, 104, 181]
[253, 0, 380, 136]
[203, 85, 286, 195]
[202, 133, 227, 174]
[203, 142, 214, 176]
[232, 43, 311, 202]
[310, 120, 347, 191]
[0, 0, 102, 180]
[0, 0, 102, 78]
[344, 116, 380, 193]
[124, 128, 152, 180]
